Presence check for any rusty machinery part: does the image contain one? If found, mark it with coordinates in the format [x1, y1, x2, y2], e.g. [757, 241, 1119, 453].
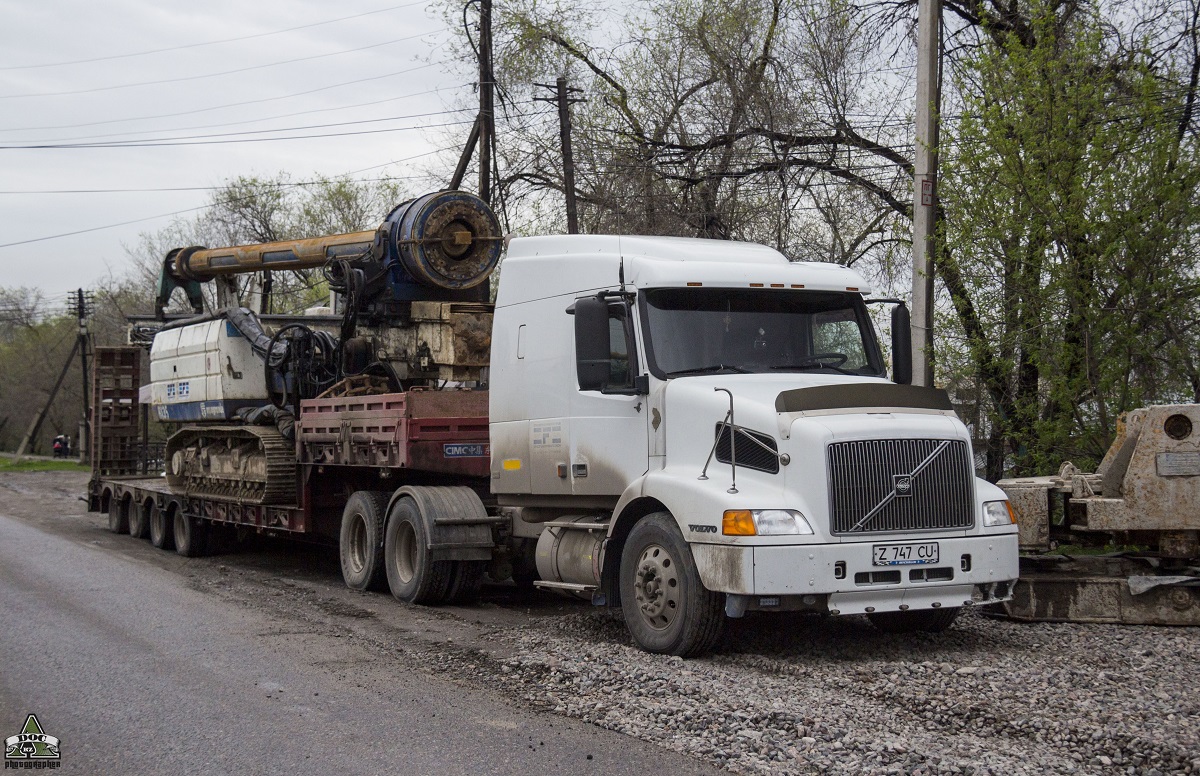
[996, 403, 1200, 625]
[316, 374, 394, 399]
[381, 190, 502, 290]
[156, 190, 500, 317]
[161, 190, 498, 289]
[169, 234, 375, 283]
[165, 426, 296, 505]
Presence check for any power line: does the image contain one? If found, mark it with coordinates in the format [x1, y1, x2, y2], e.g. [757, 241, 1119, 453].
[0, 59, 456, 137]
[0, 33, 439, 100]
[3, 107, 473, 147]
[0, 146, 457, 249]
[0, 1, 429, 71]
[0, 85, 457, 136]
[0, 205, 216, 249]
[0, 117, 492, 150]
[0, 173, 435, 196]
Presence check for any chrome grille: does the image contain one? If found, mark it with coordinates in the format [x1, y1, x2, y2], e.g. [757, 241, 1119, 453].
[827, 439, 974, 534]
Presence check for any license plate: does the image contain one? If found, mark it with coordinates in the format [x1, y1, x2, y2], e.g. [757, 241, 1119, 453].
[873, 542, 939, 566]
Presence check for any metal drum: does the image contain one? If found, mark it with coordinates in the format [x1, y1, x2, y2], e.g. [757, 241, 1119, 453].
[383, 190, 502, 291]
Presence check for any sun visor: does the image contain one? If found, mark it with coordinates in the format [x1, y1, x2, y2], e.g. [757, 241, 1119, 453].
[776, 384, 954, 413]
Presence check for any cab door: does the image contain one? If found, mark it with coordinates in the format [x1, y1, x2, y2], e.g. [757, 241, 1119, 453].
[568, 295, 649, 497]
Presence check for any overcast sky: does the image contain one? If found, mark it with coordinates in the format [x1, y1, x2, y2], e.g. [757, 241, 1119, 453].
[0, 0, 475, 302]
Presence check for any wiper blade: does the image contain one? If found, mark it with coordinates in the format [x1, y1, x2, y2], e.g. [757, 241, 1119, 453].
[665, 364, 752, 377]
[769, 361, 856, 375]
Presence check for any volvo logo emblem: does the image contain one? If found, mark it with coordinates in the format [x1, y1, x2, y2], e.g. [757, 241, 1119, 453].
[893, 474, 914, 497]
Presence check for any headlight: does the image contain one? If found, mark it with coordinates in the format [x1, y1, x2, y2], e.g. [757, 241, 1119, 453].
[982, 500, 1016, 527]
[723, 509, 814, 536]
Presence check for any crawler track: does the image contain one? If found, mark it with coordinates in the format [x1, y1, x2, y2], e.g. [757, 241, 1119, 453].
[165, 426, 295, 505]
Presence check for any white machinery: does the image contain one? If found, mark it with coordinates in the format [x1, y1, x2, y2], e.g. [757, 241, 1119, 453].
[149, 318, 269, 422]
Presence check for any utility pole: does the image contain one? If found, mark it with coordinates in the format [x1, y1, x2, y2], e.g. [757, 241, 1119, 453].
[14, 338, 80, 460]
[910, 0, 941, 388]
[68, 289, 94, 460]
[535, 77, 584, 233]
[477, 0, 494, 205]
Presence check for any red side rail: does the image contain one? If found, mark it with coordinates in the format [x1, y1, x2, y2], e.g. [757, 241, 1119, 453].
[296, 390, 490, 478]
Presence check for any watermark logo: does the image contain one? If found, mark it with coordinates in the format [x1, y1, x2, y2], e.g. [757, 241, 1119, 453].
[4, 714, 60, 769]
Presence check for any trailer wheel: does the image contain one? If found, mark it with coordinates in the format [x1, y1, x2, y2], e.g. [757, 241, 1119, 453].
[384, 495, 452, 604]
[444, 561, 486, 604]
[339, 491, 389, 592]
[174, 510, 208, 558]
[108, 495, 130, 534]
[129, 500, 152, 540]
[149, 502, 176, 551]
[619, 512, 725, 657]
[867, 607, 960, 633]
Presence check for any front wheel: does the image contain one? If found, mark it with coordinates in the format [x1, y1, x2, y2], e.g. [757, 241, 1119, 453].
[619, 512, 725, 657]
[868, 607, 960, 633]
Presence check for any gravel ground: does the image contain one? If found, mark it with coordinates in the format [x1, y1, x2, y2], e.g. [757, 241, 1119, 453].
[421, 607, 1200, 776]
[7, 471, 1197, 775]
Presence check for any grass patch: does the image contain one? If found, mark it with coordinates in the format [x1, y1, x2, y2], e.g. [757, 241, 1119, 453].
[0, 457, 90, 473]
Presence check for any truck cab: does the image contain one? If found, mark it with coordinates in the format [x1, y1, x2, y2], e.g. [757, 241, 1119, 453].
[491, 235, 1019, 655]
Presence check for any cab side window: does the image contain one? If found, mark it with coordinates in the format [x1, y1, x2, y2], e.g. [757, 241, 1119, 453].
[607, 307, 633, 389]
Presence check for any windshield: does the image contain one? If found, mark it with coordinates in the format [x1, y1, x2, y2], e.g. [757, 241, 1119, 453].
[641, 288, 885, 378]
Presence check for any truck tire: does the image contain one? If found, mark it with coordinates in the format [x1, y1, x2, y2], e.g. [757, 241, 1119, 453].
[868, 607, 960, 633]
[384, 495, 453, 604]
[174, 510, 208, 557]
[444, 561, 486, 604]
[619, 512, 725, 657]
[129, 500, 152, 539]
[339, 491, 389, 592]
[108, 496, 129, 534]
[149, 502, 176, 551]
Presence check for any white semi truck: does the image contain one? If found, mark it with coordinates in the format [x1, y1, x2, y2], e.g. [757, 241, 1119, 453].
[91, 191, 1019, 656]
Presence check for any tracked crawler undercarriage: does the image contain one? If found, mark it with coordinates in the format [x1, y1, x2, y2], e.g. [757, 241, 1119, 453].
[165, 426, 296, 505]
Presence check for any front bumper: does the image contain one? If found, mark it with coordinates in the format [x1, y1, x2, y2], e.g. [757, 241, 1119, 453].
[691, 534, 1019, 614]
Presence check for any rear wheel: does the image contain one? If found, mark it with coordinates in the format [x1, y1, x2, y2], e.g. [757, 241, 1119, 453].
[384, 496, 452, 604]
[619, 512, 725, 657]
[149, 502, 175, 550]
[339, 492, 389, 591]
[129, 500, 151, 539]
[868, 607, 960, 633]
[174, 510, 208, 557]
[108, 496, 129, 534]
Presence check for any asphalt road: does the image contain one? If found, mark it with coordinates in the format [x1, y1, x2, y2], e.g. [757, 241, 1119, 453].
[0, 504, 715, 775]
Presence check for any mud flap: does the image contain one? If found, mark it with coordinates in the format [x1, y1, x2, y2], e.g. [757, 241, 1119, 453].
[389, 485, 499, 561]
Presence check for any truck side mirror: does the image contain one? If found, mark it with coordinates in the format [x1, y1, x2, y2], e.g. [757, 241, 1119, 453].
[574, 295, 611, 391]
[891, 303, 912, 385]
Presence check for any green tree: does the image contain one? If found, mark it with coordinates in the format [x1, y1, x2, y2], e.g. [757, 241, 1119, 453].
[939, 0, 1200, 478]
